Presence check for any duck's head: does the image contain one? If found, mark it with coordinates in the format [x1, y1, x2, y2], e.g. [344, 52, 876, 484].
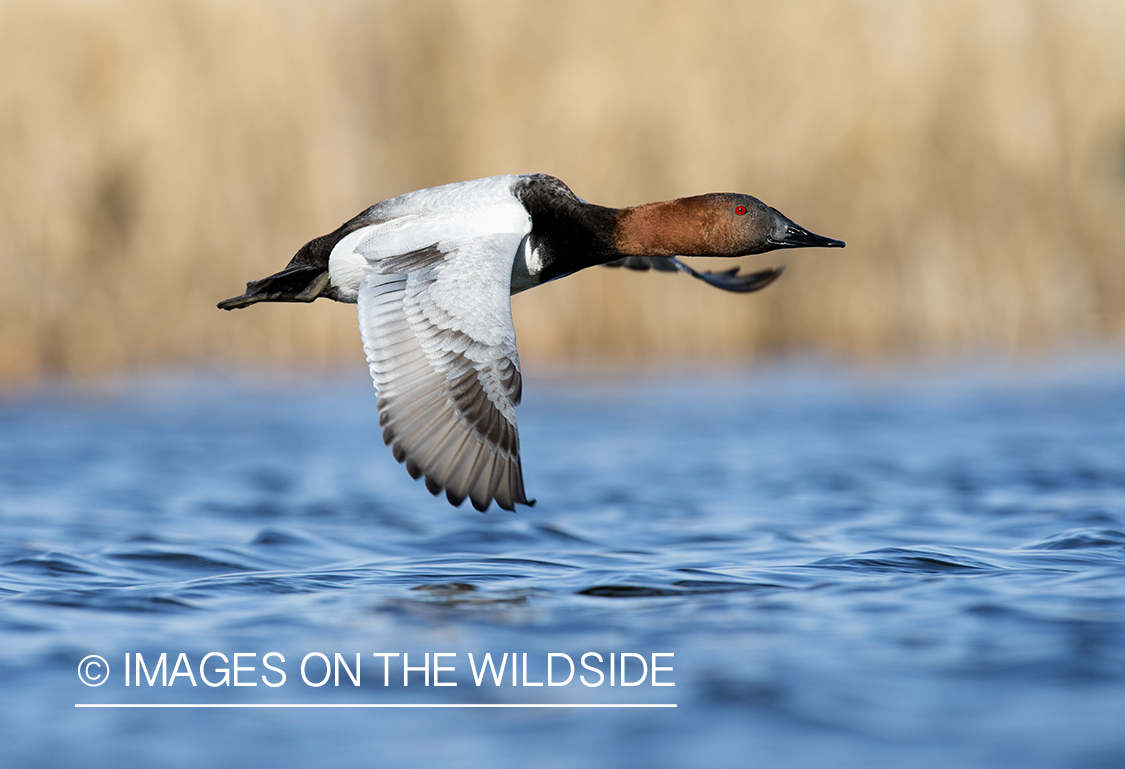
[614, 193, 845, 258]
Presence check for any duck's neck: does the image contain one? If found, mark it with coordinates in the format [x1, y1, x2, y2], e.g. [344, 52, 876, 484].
[514, 177, 732, 286]
[614, 197, 730, 257]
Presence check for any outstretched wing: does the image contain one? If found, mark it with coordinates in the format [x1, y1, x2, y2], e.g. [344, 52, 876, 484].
[602, 256, 784, 293]
[356, 227, 532, 512]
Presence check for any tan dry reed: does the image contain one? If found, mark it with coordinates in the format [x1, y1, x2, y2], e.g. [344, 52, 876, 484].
[2, 0, 1125, 381]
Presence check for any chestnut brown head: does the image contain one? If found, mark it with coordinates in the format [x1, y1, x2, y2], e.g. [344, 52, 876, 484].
[706, 194, 846, 256]
[614, 193, 844, 257]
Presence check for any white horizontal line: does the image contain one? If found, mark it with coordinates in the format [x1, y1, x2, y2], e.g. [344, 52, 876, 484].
[75, 703, 676, 709]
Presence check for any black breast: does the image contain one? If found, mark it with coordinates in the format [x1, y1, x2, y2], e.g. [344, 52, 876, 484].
[513, 175, 620, 283]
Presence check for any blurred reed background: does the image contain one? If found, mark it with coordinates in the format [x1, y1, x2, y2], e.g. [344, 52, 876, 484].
[2, 0, 1124, 381]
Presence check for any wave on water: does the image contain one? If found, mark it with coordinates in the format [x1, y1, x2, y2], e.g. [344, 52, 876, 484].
[2, 364, 1125, 768]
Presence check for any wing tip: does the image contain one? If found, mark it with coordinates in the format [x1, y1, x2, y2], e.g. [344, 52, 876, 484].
[706, 264, 785, 293]
[423, 472, 534, 513]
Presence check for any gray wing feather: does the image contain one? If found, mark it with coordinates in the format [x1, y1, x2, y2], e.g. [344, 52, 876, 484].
[357, 236, 531, 512]
[603, 256, 784, 293]
[603, 256, 681, 273]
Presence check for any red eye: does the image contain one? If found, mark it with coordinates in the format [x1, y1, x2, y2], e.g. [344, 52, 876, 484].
[735, 205, 747, 216]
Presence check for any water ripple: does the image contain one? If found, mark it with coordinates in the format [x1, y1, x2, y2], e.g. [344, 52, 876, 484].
[2, 365, 1125, 767]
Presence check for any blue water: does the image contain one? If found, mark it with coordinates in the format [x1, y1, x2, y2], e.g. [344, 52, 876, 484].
[2, 359, 1125, 768]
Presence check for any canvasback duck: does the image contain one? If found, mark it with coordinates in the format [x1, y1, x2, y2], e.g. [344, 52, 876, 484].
[219, 174, 844, 511]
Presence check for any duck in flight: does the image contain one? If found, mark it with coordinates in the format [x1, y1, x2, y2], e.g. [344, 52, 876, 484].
[219, 174, 844, 512]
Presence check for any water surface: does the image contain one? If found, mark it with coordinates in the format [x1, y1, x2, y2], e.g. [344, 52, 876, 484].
[2, 361, 1124, 768]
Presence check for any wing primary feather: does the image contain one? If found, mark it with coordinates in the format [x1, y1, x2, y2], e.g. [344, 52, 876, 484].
[468, 449, 499, 512]
[407, 411, 470, 476]
[381, 394, 449, 448]
[391, 407, 463, 470]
